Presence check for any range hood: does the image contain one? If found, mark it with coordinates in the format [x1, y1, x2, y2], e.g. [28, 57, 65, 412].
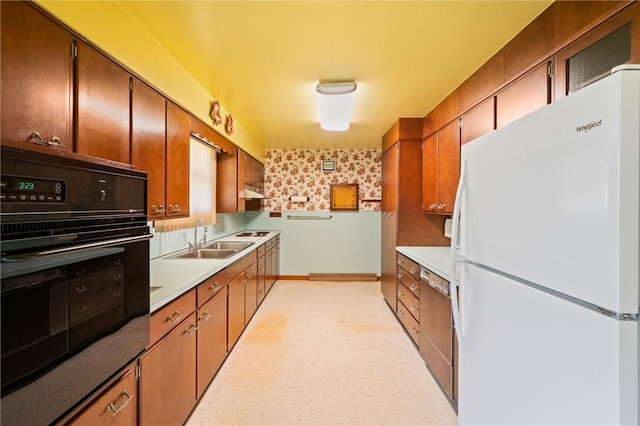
[240, 188, 266, 199]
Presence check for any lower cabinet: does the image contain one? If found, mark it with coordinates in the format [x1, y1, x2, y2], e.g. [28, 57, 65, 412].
[139, 311, 197, 426]
[228, 271, 246, 350]
[244, 260, 258, 324]
[66, 361, 138, 426]
[196, 286, 228, 399]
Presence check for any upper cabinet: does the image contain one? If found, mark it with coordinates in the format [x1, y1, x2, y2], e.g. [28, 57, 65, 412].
[422, 120, 460, 215]
[554, 3, 640, 101]
[131, 81, 190, 220]
[75, 40, 131, 163]
[166, 102, 191, 218]
[460, 97, 495, 146]
[217, 148, 264, 213]
[131, 79, 167, 219]
[496, 61, 551, 129]
[1, 1, 73, 152]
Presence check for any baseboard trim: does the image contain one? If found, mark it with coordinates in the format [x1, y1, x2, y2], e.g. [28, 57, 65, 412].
[309, 273, 378, 282]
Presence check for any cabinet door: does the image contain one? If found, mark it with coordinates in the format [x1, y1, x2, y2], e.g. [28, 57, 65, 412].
[1, 1, 72, 151]
[437, 120, 460, 215]
[419, 275, 453, 362]
[166, 101, 190, 218]
[196, 288, 228, 399]
[227, 272, 245, 349]
[131, 79, 166, 219]
[421, 134, 439, 213]
[381, 146, 398, 306]
[461, 97, 495, 145]
[237, 150, 246, 212]
[75, 41, 130, 163]
[67, 362, 137, 426]
[265, 249, 274, 290]
[244, 262, 258, 324]
[496, 61, 550, 129]
[139, 313, 197, 426]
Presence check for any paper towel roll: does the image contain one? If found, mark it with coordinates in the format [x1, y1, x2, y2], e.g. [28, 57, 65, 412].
[291, 196, 308, 203]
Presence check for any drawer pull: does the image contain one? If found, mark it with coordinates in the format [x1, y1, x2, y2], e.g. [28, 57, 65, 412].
[209, 282, 221, 291]
[183, 323, 198, 335]
[397, 273, 403, 279]
[75, 285, 86, 293]
[76, 305, 87, 313]
[410, 327, 419, 334]
[198, 311, 211, 323]
[106, 390, 132, 418]
[397, 258, 404, 264]
[167, 311, 182, 324]
[113, 274, 122, 280]
[246, 273, 253, 279]
[409, 267, 417, 274]
[113, 290, 123, 297]
[410, 284, 419, 292]
[397, 289, 404, 296]
[410, 304, 419, 312]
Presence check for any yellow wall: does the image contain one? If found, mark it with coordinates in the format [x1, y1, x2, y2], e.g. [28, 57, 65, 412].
[35, 0, 264, 162]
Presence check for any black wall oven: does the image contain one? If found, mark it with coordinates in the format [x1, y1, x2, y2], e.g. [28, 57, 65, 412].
[1, 146, 151, 425]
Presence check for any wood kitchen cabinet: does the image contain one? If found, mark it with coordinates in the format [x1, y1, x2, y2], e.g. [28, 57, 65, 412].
[257, 244, 267, 305]
[1, 1, 73, 152]
[244, 260, 258, 324]
[131, 81, 190, 219]
[396, 253, 421, 345]
[75, 40, 131, 163]
[419, 269, 453, 398]
[496, 60, 551, 129]
[196, 277, 228, 399]
[165, 101, 191, 217]
[217, 148, 264, 213]
[461, 97, 495, 145]
[422, 120, 460, 215]
[65, 362, 138, 426]
[381, 119, 450, 309]
[139, 311, 197, 426]
[227, 271, 246, 350]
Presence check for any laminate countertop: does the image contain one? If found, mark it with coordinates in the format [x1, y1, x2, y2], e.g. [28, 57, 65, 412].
[396, 246, 452, 280]
[150, 231, 280, 313]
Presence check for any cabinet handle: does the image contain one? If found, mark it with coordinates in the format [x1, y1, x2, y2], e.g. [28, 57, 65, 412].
[169, 204, 182, 212]
[113, 274, 122, 280]
[429, 204, 437, 210]
[246, 273, 253, 279]
[75, 285, 86, 293]
[113, 290, 123, 297]
[397, 289, 404, 296]
[397, 258, 404, 264]
[397, 273, 403, 279]
[409, 267, 417, 274]
[76, 305, 87, 313]
[410, 284, 419, 292]
[198, 311, 211, 323]
[29, 131, 67, 148]
[106, 390, 132, 418]
[183, 323, 198, 335]
[410, 327, 419, 335]
[438, 203, 446, 211]
[209, 282, 221, 291]
[152, 205, 166, 213]
[410, 304, 419, 312]
[167, 311, 182, 324]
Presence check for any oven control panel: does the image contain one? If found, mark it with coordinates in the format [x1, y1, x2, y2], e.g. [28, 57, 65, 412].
[0, 175, 66, 203]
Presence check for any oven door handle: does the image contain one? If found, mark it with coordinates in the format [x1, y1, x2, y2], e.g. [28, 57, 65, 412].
[2, 234, 153, 262]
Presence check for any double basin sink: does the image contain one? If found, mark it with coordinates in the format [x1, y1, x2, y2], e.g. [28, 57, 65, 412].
[166, 241, 255, 260]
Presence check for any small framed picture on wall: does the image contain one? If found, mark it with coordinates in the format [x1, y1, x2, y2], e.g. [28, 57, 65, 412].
[321, 160, 336, 172]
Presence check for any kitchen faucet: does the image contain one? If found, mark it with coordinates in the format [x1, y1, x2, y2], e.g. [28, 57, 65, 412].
[189, 219, 207, 250]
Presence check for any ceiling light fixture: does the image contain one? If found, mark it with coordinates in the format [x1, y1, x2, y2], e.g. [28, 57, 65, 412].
[316, 81, 357, 131]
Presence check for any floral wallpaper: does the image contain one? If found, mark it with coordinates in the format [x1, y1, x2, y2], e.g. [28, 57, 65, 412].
[263, 149, 382, 211]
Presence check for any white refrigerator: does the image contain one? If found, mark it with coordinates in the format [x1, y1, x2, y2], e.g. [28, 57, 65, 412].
[451, 65, 639, 425]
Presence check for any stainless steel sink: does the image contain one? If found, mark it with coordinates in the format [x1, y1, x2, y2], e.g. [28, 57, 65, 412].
[203, 241, 254, 250]
[168, 249, 237, 260]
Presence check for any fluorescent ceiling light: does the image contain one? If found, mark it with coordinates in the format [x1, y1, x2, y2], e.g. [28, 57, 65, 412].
[316, 81, 357, 131]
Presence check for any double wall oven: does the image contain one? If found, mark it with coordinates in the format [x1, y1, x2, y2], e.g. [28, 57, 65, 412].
[1, 146, 151, 425]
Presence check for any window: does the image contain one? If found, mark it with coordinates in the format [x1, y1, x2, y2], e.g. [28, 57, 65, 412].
[155, 137, 217, 232]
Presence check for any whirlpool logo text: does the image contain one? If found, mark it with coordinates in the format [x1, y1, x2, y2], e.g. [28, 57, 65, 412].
[576, 119, 602, 133]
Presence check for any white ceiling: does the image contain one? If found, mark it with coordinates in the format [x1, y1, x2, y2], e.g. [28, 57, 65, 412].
[117, 1, 552, 150]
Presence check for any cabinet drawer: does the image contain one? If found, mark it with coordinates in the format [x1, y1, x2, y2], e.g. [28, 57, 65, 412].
[420, 275, 453, 362]
[419, 330, 453, 398]
[396, 253, 420, 281]
[397, 283, 419, 322]
[68, 363, 137, 426]
[257, 243, 266, 258]
[150, 290, 195, 345]
[397, 269, 420, 298]
[397, 301, 420, 345]
[196, 270, 227, 307]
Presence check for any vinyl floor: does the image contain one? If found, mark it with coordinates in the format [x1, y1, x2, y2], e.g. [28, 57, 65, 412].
[186, 280, 458, 426]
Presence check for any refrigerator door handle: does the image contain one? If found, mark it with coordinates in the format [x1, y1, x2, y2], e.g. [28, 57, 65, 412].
[451, 160, 467, 261]
[451, 160, 467, 352]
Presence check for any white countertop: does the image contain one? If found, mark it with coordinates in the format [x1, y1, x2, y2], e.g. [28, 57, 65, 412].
[150, 231, 280, 312]
[396, 246, 452, 280]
